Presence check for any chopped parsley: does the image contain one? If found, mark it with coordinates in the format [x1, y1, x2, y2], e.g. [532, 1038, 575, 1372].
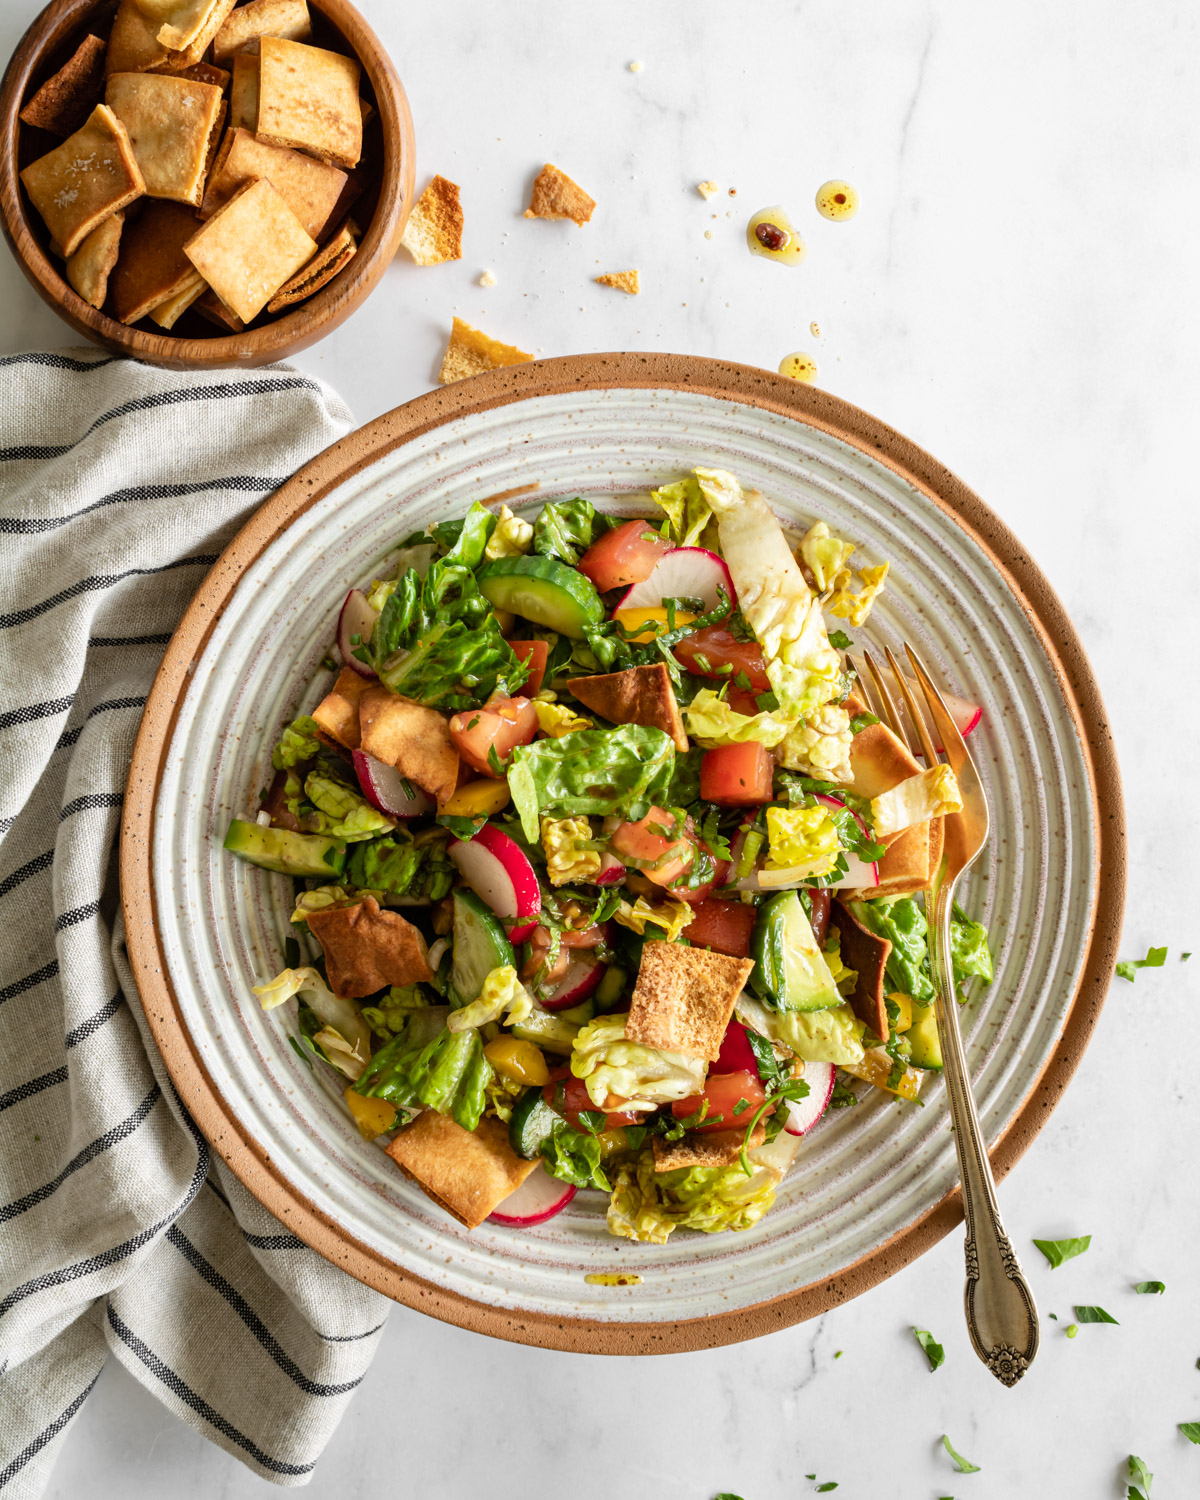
[827, 629, 853, 650]
[1032, 1234, 1091, 1268]
[816, 1485, 838, 1494]
[849, 711, 880, 733]
[829, 1074, 860, 1108]
[1179, 1423, 1200, 1444]
[486, 742, 504, 776]
[1127, 1454, 1154, 1499]
[1116, 946, 1168, 981]
[1134, 1280, 1165, 1295]
[941, 1435, 980, 1474]
[913, 1327, 945, 1371]
[1074, 1305, 1119, 1324]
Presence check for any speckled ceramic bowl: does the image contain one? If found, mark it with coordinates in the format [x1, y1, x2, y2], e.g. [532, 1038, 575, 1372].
[121, 354, 1124, 1353]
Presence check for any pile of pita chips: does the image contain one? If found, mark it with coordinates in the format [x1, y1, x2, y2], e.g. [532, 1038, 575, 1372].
[18, 0, 375, 333]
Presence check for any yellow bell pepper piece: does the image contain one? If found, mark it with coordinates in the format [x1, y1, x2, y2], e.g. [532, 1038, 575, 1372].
[439, 779, 512, 818]
[888, 991, 913, 1033]
[842, 1048, 923, 1101]
[611, 606, 696, 644]
[343, 1085, 397, 1140]
[483, 1036, 550, 1087]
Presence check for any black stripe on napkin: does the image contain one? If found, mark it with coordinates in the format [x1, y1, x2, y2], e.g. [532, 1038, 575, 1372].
[60, 792, 123, 821]
[0, 1372, 102, 1489]
[65, 992, 124, 1048]
[1, 555, 218, 631]
[0, 849, 53, 898]
[0, 696, 75, 731]
[0, 960, 59, 1006]
[0, 1066, 68, 1113]
[0, 475, 282, 535]
[0, 352, 117, 372]
[55, 696, 149, 750]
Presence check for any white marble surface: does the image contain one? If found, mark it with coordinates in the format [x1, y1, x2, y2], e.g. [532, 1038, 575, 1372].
[3, 0, 1199, 1494]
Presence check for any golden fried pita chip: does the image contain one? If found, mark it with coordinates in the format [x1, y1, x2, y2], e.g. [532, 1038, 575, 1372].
[158, 60, 231, 89]
[213, 0, 312, 62]
[831, 898, 892, 1043]
[107, 0, 172, 74]
[438, 316, 533, 384]
[386, 1112, 538, 1229]
[20, 104, 145, 258]
[108, 198, 207, 323]
[256, 36, 362, 169]
[105, 72, 224, 206]
[183, 176, 316, 323]
[627, 943, 753, 1061]
[64, 209, 124, 309]
[20, 34, 107, 138]
[228, 52, 260, 129]
[193, 285, 245, 331]
[651, 1125, 766, 1173]
[399, 174, 463, 266]
[267, 222, 356, 310]
[307, 896, 432, 999]
[199, 127, 346, 237]
[523, 162, 595, 225]
[565, 663, 686, 751]
[138, 0, 236, 54]
[595, 269, 639, 294]
[202, 99, 229, 177]
[847, 720, 922, 799]
[357, 685, 460, 805]
[148, 271, 206, 328]
[311, 665, 369, 749]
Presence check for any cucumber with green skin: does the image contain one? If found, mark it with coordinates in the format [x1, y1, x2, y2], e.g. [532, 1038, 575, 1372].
[223, 819, 346, 879]
[750, 890, 842, 1013]
[509, 1086, 562, 1159]
[476, 555, 605, 638]
[906, 1001, 944, 1070]
[450, 889, 514, 1006]
[509, 1007, 582, 1054]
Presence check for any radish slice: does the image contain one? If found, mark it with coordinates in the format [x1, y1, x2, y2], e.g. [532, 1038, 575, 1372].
[594, 852, 626, 886]
[352, 750, 432, 819]
[489, 1165, 577, 1226]
[715, 1019, 759, 1075]
[783, 1060, 835, 1135]
[338, 589, 378, 679]
[448, 824, 541, 937]
[615, 547, 737, 614]
[540, 952, 604, 1011]
[812, 793, 879, 889]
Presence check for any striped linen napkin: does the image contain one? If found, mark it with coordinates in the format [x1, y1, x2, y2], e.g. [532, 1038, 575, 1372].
[0, 349, 390, 1497]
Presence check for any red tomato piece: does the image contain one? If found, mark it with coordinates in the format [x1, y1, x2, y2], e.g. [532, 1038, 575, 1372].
[671, 846, 730, 905]
[684, 898, 757, 957]
[577, 518, 672, 592]
[507, 639, 548, 696]
[610, 805, 695, 886]
[448, 696, 538, 778]
[700, 743, 775, 806]
[672, 1069, 767, 1133]
[713, 1020, 761, 1075]
[725, 686, 762, 717]
[548, 1074, 641, 1130]
[674, 626, 770, 690]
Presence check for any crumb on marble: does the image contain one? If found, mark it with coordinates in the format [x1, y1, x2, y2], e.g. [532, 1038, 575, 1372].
[697, 180, 719, 200]
[479, 269, 497, 287]
[628, 60, 643, 73]
[595, 269, 639, 294]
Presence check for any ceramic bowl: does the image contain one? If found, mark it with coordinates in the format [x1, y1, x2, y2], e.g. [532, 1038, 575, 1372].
[121, 354, 1124, 1352]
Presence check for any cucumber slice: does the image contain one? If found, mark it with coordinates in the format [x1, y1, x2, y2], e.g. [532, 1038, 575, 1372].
[906, 1002, 944, 1071]
[750, 890, 841, 1013]
[554, 997, 596, 1026]
[223, 818, 346, 879]
[509, 1007, 581, 1054]
[477, 555, 605, 638]
[509, 1086, 562, 1159]
[450, 888, 514, 1005]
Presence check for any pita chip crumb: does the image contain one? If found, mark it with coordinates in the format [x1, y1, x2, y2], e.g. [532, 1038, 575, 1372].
[651, 1125, 766, 1173]
[399, 174, 463, 266]
[105, 72, 224, 207]
[478, 269, 496, 287]
[20, 104, 144, 258]
[438, 316, 533, 385]
[64, 209, 124, 309]
[20, 34, 107, 138]
[213, 0, 312, 63]
[697, 180, 719, 200]
[524, 162, 595, 225]
[184, 177, 316, 324]
[594, 269, 639, 294]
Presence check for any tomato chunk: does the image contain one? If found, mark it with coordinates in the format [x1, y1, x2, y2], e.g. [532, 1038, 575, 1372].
[700, 743, 775, 805]
[674, 625, 770, 690]
[577, 518, 672, 592]
[670, 846, 730, 905]
[672, 1069, 767, 1132]
[548, 1073, 641, 1130]
[610, 805, 694, 886]
[508, 639, 548, 695]
[683, 897, 757, 957]
[714, 1020, 761, 1075]
[448, 696, 538, 777]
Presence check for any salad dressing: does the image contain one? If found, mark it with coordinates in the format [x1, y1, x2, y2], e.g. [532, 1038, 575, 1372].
[585, 1272, 643, 1286]
[746, 206, 806, 265]
[778, 352, 819, 384]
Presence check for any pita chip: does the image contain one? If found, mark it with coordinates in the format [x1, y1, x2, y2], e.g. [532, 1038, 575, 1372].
[312, 665, 369, 749]
[137, 0, 237, 54]
[627, 943, 753, 1061]
[256, 36, 362, 169]
[108, 199, 208, 323]
[831, 898, 892, 1043]
[652, 1124, 766, 1173]
[229, 52, 260, 129]
[438, 316, 533, 384]
[64, 209, 125, 308]
[160, 60, 231, 89]
[105, 72, 224, 206]
[307, 897, 431, 999]
[194, 285, 246, 331]
[386, 1113, 537, 1229]
[20, 104, 145, 258]
[847, 720, 922, 800]
[565, 663, 687, 750]
[595, 269, 639, 294]
[106, 0, 173, 74]
[199, 127, 346, 237]
[184, 177, 317, 323]
[524, 162, 595, 225]
[399, 174, 463, 266]
[267, 221, 356, 310]
[20, 34, 107, 138]
[357, 685, 460, 805]
[149, 272, 207, 328]
[213, 0, 312, 62]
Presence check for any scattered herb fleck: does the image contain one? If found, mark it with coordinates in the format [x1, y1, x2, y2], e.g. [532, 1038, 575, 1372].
[1127, 1453, 1154, 1499]
[913, 1327, 945, 1371]
[827, 629, 853, 650]
[1116, 946, 1168, 981]
[1033, 1234, 1091, 1268]
[1048, 1312, 1058, 1320]
[834, 1349, 843, 1360]
[1183, 951, 1192, 961]
[816, 1485, 838, 1494]
[1065, 1323, 1078, 1338]
[1179, 1423, 1200, 1444]
[941, 1435, 980, 1474]
[1134, 1280, 1165, 1295]
[1074, 1305, 1119, 1324]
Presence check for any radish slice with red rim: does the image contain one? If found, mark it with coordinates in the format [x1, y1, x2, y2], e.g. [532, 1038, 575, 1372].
[540, 952, 604, 1011]
[783, 1060, 835, 1135]
[338, 589, 378, 678]
[352, 750, 431, 819]
[489, 1166, 577, 1226]
[594, 852, 626, 886]
[615, 547, 736, 614]
[448, 824, 541, 934]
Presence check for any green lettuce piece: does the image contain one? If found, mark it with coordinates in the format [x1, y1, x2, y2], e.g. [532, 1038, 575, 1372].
[272, 716, 321, 770]
[665, 746, 704, 808]
[736, 992, 866, 1065]
[507, 725, 675, 842]
[570, 1013, 706, 1110]
[649, 476, 719, 550]
[541, 1119, 610, 1191]
[532, 497, 596, 565]
[344, 831, 454, 902]
[683, 688, 792, 748]
[354, 1010, 492, 1132]
[857, 897, 936, 1005]
[361, 984, 434, 1040]
[607, 1144, 778, 1243]
[304, 771, 396, 843]
[951, 903, 994, 986]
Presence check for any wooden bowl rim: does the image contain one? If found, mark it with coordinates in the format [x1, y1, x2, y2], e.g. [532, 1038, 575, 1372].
[120, 352, 1126, 1353]
[0, 0, 414, 368]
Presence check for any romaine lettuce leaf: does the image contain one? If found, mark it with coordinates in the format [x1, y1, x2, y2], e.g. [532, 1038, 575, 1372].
[272, 716, 321, 770]
[254, 966, 373, 1079]
[855, 897, 935, 1004]
[870, 764, 962, 838]
[683, 688, 792, 748]
[304, 771, 396, 842]
[612, 895, 695, 942]
[344, 830, 455, 902]
[798, 521, 855, 592]
[951, 903, 994, 987]
[541, 1118, 610, 1191]
[447, 965, 534, 1032]
[606, 1143, 779, 1243]
[507, 725, 675, 842]
[354, 1009, 492, 1131]
[532, 496, 597, 565]
[763, 806, 840, 879]
[484, 505, 533, 560]
[541, 815, 602, 885]
[648, 476, 720, 550]
[570, 1013, 706, 1110]
[736, 991, 866, 1066]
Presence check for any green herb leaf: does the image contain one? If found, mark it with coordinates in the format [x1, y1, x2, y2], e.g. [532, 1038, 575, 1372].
[1134, 1280, 1165, 1294]
[1179, 1423, 1200, 1444]
[816, 1485, 838, 1494]
[1116, 945, 1168, 981]
[1182, 951, 1192, 961]
[849, 711, 879, 733]
[1074, 1304, 1119, 1324]
[942, 1435, 980, 1474]
[1127, 1453, 1153, 1499]
[913, 1327, 945, 1371]
[532, 496, 597, 565]
[1032, 1234, 1092, 1268]
[827, 629, 853, 650]
[713, 1494, 745, 1500]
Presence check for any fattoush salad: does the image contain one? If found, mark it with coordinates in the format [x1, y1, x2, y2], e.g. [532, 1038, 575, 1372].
[224, 469, 994, 1241]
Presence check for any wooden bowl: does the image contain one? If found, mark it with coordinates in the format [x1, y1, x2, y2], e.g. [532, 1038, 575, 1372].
[0, 0, 415, 368]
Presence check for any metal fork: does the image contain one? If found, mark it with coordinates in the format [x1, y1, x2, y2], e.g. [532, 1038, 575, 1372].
[857, 642, 1039, 1387]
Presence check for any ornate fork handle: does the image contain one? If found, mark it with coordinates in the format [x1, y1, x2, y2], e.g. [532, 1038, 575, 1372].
[929, 874, 1040, 1386]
